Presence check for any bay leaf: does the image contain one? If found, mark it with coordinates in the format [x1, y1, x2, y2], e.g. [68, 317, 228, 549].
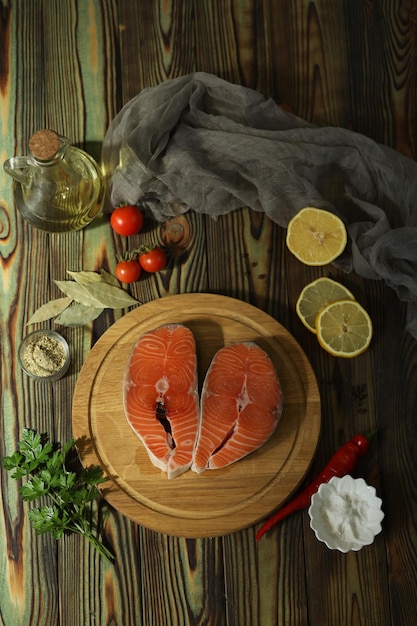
[55, 303, 104, 327]
[55, 280, 104, 307]
[66, 270, 103, 284]
[100, 269, 120, 287]
[85, 282, 140, 309]
[26, 296, 73, 325]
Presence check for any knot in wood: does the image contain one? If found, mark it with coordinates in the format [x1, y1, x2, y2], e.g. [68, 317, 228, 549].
[161, 214, 190, 249]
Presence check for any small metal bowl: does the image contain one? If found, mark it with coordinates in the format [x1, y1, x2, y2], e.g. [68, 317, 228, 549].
[308, 475, 384, 552]
[18, 329, 70, 382]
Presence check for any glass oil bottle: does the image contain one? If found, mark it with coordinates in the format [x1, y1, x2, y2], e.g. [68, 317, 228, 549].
[3, 129, 106, 232]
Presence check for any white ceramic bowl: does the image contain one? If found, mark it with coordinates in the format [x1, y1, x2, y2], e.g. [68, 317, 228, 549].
[308, 475, 384, 552]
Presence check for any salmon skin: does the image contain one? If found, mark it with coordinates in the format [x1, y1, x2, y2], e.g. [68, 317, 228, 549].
[192, 342, 282, 473]
[123, 323, 200, 479]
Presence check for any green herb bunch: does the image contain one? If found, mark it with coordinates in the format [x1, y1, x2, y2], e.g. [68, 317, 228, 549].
[2, 429, 114, 563]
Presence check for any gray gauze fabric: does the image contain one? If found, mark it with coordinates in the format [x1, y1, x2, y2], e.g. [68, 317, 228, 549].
[101, 72, 417, 339]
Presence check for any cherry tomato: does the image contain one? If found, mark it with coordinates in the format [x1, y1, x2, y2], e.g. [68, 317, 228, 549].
[110, 205, 144, 236]
[139, 247, 167, 273]
[115, 260, 141, 283]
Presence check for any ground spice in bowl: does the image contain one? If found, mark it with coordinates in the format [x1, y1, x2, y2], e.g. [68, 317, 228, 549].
[18, 330, 70, 381]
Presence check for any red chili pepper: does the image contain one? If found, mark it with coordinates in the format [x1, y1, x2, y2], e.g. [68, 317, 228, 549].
[255, 431, 374, 541]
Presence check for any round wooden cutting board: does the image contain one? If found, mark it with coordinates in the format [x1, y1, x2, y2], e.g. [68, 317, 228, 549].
[72, 293, 321, 537]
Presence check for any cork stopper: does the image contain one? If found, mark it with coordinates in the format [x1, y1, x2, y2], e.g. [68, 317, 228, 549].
[29, 130, 61, 161]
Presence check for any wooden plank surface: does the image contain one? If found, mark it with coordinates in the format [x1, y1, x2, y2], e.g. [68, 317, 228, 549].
[0, 1, 416, 625]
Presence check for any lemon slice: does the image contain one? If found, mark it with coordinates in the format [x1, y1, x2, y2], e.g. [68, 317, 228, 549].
[296, 277, 356, 334]
[315, 299, 373, 358]
[286, 207, 347, 265]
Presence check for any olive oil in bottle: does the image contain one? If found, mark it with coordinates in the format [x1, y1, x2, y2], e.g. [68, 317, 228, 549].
[4, 129, 106, 233]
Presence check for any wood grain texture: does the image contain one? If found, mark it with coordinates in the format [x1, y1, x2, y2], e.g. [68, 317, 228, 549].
[345, 0, 417, 155]
[139, 534, 227, 625]
[0, 0, 416, 624]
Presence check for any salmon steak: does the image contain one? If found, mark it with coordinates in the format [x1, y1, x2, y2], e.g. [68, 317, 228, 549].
[192, 342, 282, 473]
[123, 324, 200, 479]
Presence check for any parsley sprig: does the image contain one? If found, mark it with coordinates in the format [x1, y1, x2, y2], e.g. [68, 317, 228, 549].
[2, 429, 114, 563]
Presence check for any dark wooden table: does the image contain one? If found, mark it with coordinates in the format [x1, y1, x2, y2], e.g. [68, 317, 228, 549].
[1, 1, 416, 625]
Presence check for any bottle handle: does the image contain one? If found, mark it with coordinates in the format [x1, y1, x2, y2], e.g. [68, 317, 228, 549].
[3, 156, 32, 184]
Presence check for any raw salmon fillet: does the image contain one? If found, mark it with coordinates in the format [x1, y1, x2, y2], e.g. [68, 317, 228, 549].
[123, 324, 200, 479]
[192, 342, 282, 473]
